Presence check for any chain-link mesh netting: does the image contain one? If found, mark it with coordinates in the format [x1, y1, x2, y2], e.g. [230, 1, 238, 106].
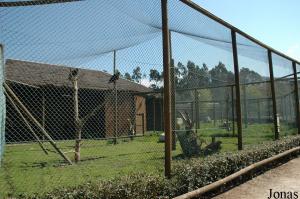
[170, 1, 237, 158]
[0, 0, 166, 196]
[0, 0, 299, 197]
[0, 45, 5, 165]
[298, 64, 300, 105]
[272, 54, 298, 136]
[236, 34, 274, 145]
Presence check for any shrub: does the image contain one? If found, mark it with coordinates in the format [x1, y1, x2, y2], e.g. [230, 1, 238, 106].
[20, 136, 300, 199]
[171, 135, 300, 195]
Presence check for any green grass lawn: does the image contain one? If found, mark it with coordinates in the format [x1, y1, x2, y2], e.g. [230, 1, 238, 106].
[0, 122, 298, 197]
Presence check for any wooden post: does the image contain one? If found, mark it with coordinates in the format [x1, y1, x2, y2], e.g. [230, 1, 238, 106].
[42, 91, 46, 141]
[142, 113, 145, 136]
[257, 99, 261, 123]
[113, 50, 118, 144]
[190, 102, 194, 124]
[288, 94, 292, 122]
[170, 31, 176, 151]
[69, 69, 82, 163]
[4, 83, 73, 164]
[292, 62, 300, 134]
[194, 89, 199, 130]
[231, 85, 235, 136]
[213, 102, 216, 126]
[283, 96, 287, 121]
[268, 98, 271, 120]
[226, 92, 230, 130]
[220, 101, 223, 122]
[231, 30, 243, 150]
[242, 85, 248, 128]
[161, 0, 172, 178]
[268, 50, 279, 140]
[153, 97, 156, 133]
[161, 97, 164, 131]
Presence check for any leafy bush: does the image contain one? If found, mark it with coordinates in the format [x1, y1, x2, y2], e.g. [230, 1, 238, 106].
[171, 136, 300, 195]
[20, 136, 300, 199]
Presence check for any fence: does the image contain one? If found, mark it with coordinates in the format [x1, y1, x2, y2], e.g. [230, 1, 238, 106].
[0, 45, 4, 165]
[0, 0, 300, 197]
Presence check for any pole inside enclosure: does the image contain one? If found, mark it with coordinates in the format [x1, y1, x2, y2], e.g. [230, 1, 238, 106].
[0, 44, 4, 165]
[231, 85, 235, 135]
[257, 99, 261, 123]
[161, 0, 172, 178]
[113, 50, 118, 144]
[170, 30, 176, 151]
[268, 50, 279, 140]
[292, 62, 300, 134]
[242, 85, 248, 128]
[194, 89, 199, 129]
[231, 30, 243, 150]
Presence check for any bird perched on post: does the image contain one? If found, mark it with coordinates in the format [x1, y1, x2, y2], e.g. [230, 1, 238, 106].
[108, 71, 120, 83]
[68, 68, 79, 81]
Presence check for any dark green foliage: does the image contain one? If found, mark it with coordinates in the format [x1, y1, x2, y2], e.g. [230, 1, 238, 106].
[18, 173, 170, 199]
[172, 136, 300, 195]
[21, 136, 300, 199]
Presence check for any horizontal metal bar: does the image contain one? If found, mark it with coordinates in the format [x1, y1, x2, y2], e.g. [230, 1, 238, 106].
[0, 0, 84, 7]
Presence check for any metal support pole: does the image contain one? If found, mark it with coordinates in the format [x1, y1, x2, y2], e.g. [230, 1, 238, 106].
[113, 50, 117, 144]
[42, 91, 46, 141]
[242, 85, 248, 128]
[213, 102, 216, 126]
[170, 30, 176, 151]
[194, 89, 199, 130]
[153, 97, 156, 133]
[220, 101, 223, 122]
[142, 113, 145, 136]
[268, 50, 279, 140]
[292, 62, 300, 134]
[231, 85, 235, 136]
[257, 99, 261, 123]
[287, 93, 293, 123]
[161, 0, 172, 178]
[231, 30, 243, 150]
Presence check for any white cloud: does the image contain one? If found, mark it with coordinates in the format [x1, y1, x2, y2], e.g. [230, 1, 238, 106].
[140, 78, 163, 88]
[140, 78, 151, 87]
[286, 44, 300, 62]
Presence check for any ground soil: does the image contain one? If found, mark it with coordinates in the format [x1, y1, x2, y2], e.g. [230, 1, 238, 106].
[214, 158, 300, 199]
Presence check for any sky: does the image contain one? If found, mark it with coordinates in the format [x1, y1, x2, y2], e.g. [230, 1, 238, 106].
[0, 0, 298, 85]
[193, 0, 300, 62]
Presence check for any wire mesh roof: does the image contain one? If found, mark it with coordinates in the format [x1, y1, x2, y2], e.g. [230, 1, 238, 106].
[0, 0, 299, 68]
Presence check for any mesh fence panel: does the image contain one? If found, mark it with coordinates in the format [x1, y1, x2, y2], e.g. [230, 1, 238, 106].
[272, 53, 297, 137]
[0, 0, 299, 197]
[170, 1, 237, 158]
[236, 34, 274, 145]
[0, 45, 4, 165]
[0, 0, 166, 196]
[298, 64, 300, 107]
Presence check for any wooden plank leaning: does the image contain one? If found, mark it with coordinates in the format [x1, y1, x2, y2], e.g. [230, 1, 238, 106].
[5, 90, 48, 155]
[4, 82, 73, 165]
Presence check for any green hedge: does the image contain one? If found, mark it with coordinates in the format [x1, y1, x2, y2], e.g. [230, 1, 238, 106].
[21, 136, 300, 199]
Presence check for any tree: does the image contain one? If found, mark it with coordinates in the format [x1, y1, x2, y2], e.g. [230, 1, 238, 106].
[132, 66, 142, 83]
[115, 69, 122, 78]
[209, 62, 234, 86]
[175, 62, 187, 88]
[149, 69, 162, 89]
[240, 67, 263, 84]
[124, 72, 132, 81]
